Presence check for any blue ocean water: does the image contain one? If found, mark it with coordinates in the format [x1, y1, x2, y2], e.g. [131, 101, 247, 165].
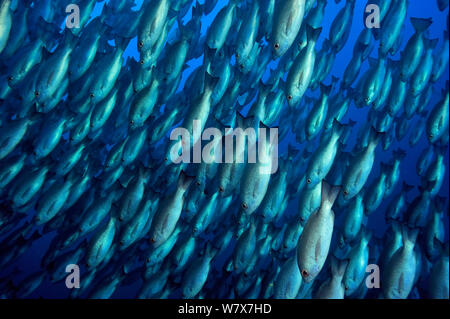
[0, 0, 448, 299]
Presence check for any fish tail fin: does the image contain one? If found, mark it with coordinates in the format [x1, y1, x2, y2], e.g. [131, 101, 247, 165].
[379, 161, 391, 174]
[287, 144, 300, 161]
[259, 79, 272, 97]
[360, 227, 373, 244]
[347, 118, 357, 127]
[332, 119, 346, 137]
[178, 170, 194, 190]
[331, 255, 348, 279]
[419, 110, 429, 118]
[402, 182, 415, 193]
[178, 16, 195, 41]
[63, 28, 78, 48]
[391, 220, 402, 235]
[433, 196, 447, 212]
[393, 148, 407, 160]
[225, 260, 234, 272]
[319, 82, 333, 96]
[306, 24, 322, 43]
[387, 58, 400, 70]
[192, 0, 204, 17]
[321, 180, 341, 208]
[418, 179, 437, 193]
[236, 110, 255, 129]
[401, 224, 419, 249]
[203, 46, 216, 72]
[368, 56, 378, 68]
[443, 242, 450, 258]
[370, 127, 385, 145]
[424, 37, 439, 50]
[437, 145, 448, 157]
[203, 70, 220, 92]
[410, 17, 433, 33]
[204, 241, 218, 260]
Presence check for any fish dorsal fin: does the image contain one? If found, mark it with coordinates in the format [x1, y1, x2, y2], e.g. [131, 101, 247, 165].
[398, 272, 405, 292]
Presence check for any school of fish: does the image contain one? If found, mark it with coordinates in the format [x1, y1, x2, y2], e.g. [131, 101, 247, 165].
[0, 0, 449, 299]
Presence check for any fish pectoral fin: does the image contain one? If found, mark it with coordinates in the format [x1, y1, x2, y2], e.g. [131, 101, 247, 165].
[285, 13, 294, 35]
[355, 169, 363, 185]
[315, 237, 322, 262]
[296, 72, 304, 88]
[398, 272, 404, 292]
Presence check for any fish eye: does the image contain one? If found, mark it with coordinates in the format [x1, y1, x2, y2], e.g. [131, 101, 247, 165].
[287, 95, 293, 101]
[139, 60, 144, 65]
[306, 178, 312, 184]
[129, 120, 134, 125]
[274, 43, 280, 50]
[164, 157, 168, 161]
[119, 240, 124, 246]
[193, 227, 198, 233]
[90, 93, 94, 98]
[345, 286, 349, 291]
[146, 257, 151, 263]
[218, 186, 224, 192]
[196, 181, 201, 186]
[429, 134, 434, 138]
[235, 53, 240, 59]
[300, 217, 304, 222]
[34, 91, 40, 97]
[150, 238, 156, 243]
[138, 41, 144, 48]
[7, 76, 13, 81]
[301, 269, 309, 277]
[343, 190, 349, 196]
[242, 202, 248, 210]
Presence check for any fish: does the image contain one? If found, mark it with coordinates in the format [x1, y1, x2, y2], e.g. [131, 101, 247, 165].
[285, 25, 322, 107]
[315, 256, 348, 299]
[383, 225, 419, 299]
[271, 0, 306, 57]
[148, 171, 193, 248]
[297, 181, 341, 283]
